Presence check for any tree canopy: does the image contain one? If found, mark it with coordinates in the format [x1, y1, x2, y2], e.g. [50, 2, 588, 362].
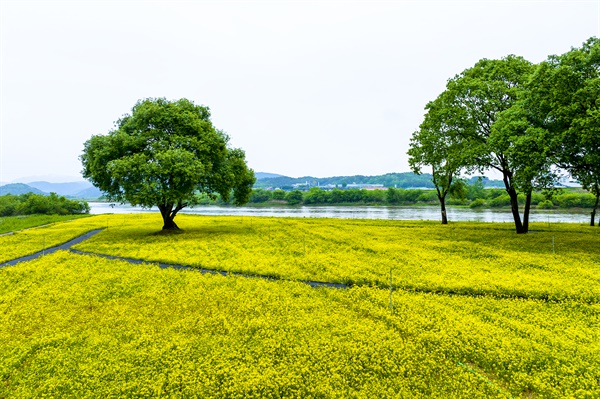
[81, 98, 255, 230]
[408, 38, 600, 233]
[409, 55, 546, 233]
[528, 38, 600, 225]
[408, 93, 469, 224]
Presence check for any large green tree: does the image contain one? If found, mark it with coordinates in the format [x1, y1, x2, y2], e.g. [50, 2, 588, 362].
[528, 38, 600, 226]
[490, 103, 557, 231]
[439, 55, 554, 233]
[81, 98, 255, 230]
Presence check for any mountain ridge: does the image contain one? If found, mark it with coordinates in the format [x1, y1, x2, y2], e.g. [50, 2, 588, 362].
[1, 172, 505, 199]
[0, 183, 47, 196]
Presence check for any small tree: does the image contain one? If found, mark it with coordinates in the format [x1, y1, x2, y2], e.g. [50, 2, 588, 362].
[408, 93, 468, 224]
[81, 98, 255, 230]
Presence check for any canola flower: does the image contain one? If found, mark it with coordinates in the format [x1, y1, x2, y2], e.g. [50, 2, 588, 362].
[1, 251, 598, 398]
[0, 214, 114, 263]
[2, 215, 599, 397]
[71, 214, 600, 303]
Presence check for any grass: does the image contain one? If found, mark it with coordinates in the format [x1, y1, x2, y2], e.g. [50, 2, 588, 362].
[0, 214, 90, 235]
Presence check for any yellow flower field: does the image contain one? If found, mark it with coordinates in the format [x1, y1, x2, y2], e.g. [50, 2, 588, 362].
[1, 214, 599, 397]
[72, 214, 600, 302]
[1, 251, 598, 398]
[0, 215, 111, 263]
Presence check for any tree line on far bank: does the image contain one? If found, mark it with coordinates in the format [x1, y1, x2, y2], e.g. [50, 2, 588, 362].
[208, 185, 596, 209]
[0, 193, 90, 216]
[408, 37, 600, 232]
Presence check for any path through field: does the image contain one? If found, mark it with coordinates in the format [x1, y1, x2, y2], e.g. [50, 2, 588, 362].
[0, 229, 346, 289]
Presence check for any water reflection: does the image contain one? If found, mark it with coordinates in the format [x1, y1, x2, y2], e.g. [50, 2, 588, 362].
[89, 203, 591, 224]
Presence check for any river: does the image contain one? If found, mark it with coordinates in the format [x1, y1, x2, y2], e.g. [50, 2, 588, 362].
[88, 202, 592, 224]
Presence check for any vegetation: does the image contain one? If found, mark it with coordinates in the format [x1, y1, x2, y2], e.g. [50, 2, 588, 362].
[527, 37, 600, 226]
[408, 92, 470, 224]
[408, 38, 599, 232]
[1, 215, 599, 397]
[81, 98, 255, 230]
[0, 214, 90, 235]
[0, 193, 89, 217]
[0, 215, 111, 263]
[222, 186, 596, 210]
[71, 214, 600, 302]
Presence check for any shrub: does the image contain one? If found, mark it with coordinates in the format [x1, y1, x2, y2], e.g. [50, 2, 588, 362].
[537, 200, 554, 209]
[272, 190, 286, 201]
[0, 193, 89, 216]
[416, 191, 437, 203]
[285, 190, 303, 205]
[249, 189, 272, 203]
[469, 199, 486, 208]
[556, 193, 581, 208]
[489, 195, 511, 207]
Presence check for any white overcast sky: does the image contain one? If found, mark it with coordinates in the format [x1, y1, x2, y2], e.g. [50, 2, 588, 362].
[1, 0, 599, 183]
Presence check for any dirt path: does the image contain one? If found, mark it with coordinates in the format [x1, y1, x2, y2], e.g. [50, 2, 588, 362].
[3, 229, 580, 302]
[0, 229, 104, 267]
[0, 229, 347, 289]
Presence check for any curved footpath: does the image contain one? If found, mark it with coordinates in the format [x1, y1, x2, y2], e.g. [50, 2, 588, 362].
[2, 230, 592, 303]
[0, 229, 347, 289]
[0, 229, 104, 267]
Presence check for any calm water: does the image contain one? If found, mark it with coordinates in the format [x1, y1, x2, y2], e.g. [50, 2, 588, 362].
[89, 202, 592, 224]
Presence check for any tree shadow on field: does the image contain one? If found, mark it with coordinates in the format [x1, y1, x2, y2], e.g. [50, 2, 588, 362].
[149, 224, 253, 239]
[153, 229, 185, 236]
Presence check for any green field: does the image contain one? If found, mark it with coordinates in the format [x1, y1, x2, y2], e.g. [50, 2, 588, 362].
[1, 214, 598, 398]
[0, 214, 90, 235]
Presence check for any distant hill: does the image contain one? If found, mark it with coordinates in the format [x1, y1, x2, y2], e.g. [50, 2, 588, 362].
[466, 176, 505, 188]
[74, 186, 104, 199]
[0, 183, 47, 196]
[4, 180, 103, 198]
[27, 181, 93, 196]
[254, 172, 506, 190]
[13, 175, 84, 184]
[254, 172, 437, 189]
[255, 172, 285, 179]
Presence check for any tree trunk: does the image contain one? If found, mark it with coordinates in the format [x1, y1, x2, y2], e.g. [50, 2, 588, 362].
[591, 194, 599, 227]
[433, 169, 449, 225]
[440, 196, 448, 225]
[158, 204, 181, 230]
[161, 214, 180, 230]
[502, 172, 525, 234]
[506, 186, 525, 234]
[522, 191, 532, 233]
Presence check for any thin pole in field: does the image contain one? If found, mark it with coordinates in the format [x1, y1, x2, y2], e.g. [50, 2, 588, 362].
[303, 234, 306, 256]
[389, 268, 394, 313]
[552, 236, 555, 254]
